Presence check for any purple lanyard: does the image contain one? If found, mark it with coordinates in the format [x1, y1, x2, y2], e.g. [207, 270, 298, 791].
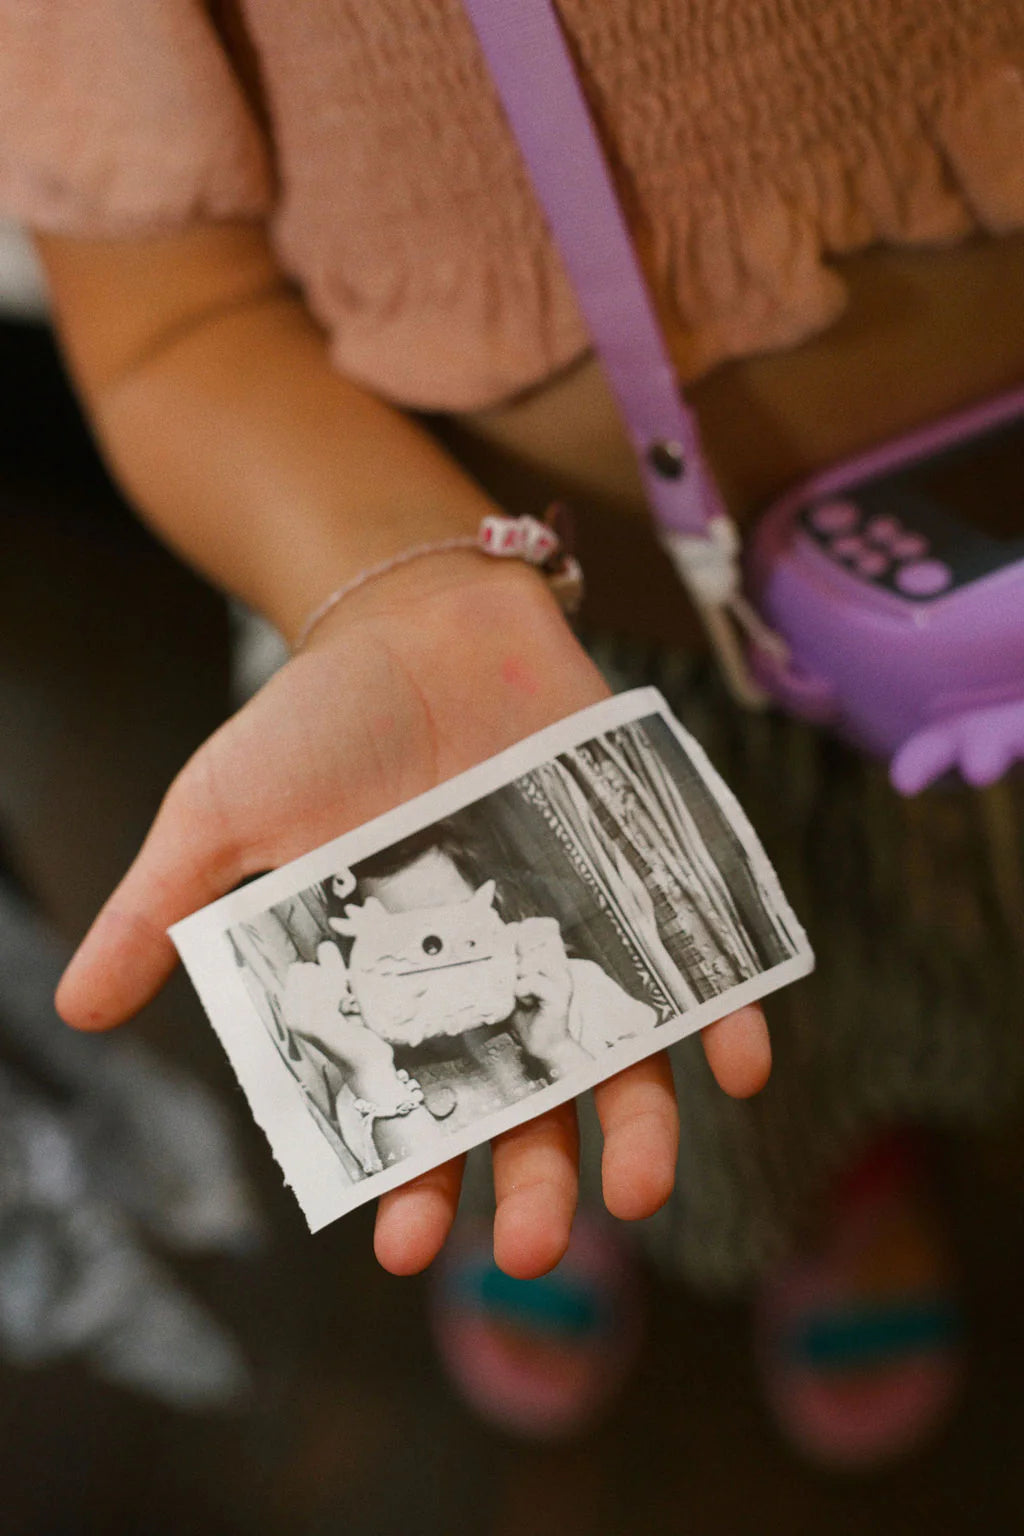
[460, 0, 725, 540]
[461, 0, 786, 705]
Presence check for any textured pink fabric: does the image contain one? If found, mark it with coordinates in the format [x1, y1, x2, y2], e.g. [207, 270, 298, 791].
[0, 2, 271, 232]
[2, 0, 1023, 409]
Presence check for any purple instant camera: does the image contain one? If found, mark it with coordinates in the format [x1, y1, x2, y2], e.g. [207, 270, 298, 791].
[747, 393, 1024, 794]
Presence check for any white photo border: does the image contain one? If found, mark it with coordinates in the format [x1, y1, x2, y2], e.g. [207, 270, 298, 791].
[170, 688, 814, 1231]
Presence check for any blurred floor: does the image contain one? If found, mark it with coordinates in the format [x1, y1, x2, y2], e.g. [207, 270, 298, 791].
[2, 337, 1024, 1535]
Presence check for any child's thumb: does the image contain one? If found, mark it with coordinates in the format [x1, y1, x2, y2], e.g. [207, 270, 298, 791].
[316, 940, 348, 977]
[56, 753, 252, 1031]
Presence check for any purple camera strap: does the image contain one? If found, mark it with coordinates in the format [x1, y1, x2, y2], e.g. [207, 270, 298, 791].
[462, 0, 783, 703]
[463, 0, 720, 539]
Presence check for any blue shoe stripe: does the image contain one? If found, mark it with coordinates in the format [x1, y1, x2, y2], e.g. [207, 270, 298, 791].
[446, 1263, 609, 1338]
[789, 1300, 960, 1369]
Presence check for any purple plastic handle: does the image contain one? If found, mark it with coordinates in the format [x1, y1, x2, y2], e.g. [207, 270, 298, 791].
[462, 0, 724, 538]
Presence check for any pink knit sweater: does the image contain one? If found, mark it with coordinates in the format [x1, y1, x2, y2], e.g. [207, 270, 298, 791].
[2, 1, 1022, 409]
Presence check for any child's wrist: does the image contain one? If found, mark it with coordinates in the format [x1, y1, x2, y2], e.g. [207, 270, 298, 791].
[347, 1058, 414, 1107]
[250, 490, 496, 644]
[355, 1081, 425, 1118]
[294, 541, 561, 652]
[534, 1037, 591, 1078]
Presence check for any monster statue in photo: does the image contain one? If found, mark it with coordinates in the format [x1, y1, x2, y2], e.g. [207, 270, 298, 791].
[330, 881, 519, 1048]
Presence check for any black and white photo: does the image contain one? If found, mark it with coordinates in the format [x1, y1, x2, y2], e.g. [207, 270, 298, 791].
[170, 689, 813, 1230]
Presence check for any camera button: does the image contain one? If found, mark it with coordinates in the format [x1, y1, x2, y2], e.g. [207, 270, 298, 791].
[896, 559, 953, 597]
[811, 499, 860, 535]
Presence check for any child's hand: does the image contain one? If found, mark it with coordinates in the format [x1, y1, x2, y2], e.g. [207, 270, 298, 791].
[509, 916, 585, 1075]
[282, 942, 408, 1109]
[55, 554, 771, 1281]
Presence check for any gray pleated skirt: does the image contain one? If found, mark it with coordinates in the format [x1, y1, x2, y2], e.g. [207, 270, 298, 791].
[578, 638, 1024, 1291]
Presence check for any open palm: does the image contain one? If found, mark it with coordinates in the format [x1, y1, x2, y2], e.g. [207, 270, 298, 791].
[56, 557, 771, 1279]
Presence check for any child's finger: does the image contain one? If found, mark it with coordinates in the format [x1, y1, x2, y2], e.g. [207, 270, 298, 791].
[701, 1003, 772, 1098]
[491, 1100, 580, 1279]
[315, 941, 349, 977]
[593, 1051, 678, 1220]
[55, 755, 253, 1031]
[374, 1155, 466, 1275]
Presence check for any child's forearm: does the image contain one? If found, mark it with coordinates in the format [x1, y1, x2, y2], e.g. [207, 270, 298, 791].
[35, 222, 501, 642]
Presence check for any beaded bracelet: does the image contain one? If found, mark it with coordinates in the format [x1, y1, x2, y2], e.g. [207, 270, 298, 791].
[293, 510, 583, 652]
[349, 1068, 426, 1176]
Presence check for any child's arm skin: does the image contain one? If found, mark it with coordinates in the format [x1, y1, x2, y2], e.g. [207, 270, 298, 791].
[284, 944, 444, 1166]
[38, 220, 772, 1279]
[510, 916, 592, 1077]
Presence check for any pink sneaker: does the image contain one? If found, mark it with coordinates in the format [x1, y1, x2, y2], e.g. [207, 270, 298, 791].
[756, 1132, 963, 1469]
[429, 1213, 644, 1439]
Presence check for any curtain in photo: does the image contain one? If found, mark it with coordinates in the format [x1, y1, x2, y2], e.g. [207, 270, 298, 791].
[515, 721, 766, 1016]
